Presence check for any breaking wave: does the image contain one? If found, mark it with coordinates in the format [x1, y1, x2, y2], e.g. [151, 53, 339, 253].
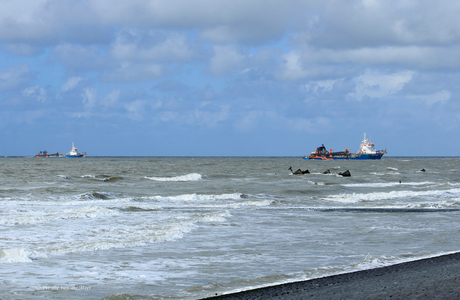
[0, 248, 46, 263]
[43, 211, 231, 255]
[343, 181, 434, 188]
[146, 193, 242, 201]
[0, 206, 119, 226]
[82, 175, 122, 182]
[144, 173, 202, 182]
[324, 188, 460, 203]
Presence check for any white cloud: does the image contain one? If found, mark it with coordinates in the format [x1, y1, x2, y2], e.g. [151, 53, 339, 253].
[2, 43, 41, 56]
[279, 50, 309, 80]
[125, 99, 146, 121]
[53, 44, 104, 71]
[348, 69, 415, 100]
[299, 1, 460, 48]
[0, 0, 308, 46]
[194, 105, 230, 127]
[82, 88, 97, 109]
[0, 64, 33, 91]
[101, 89, 121, 108]
[305, 79, 339, 92]
[407, 90, 451, 106]
[110, 32, 193, 62]
[101, 62, 162, 82]
[287, 116, 331, 133]
[22, 86, 46, 102]
[61, 77, 84, 92]
[209, 45, 245, 76]
[24, 109, 46, 123]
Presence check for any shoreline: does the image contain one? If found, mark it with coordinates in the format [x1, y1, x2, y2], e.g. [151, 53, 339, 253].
[202, 252, 460, 299]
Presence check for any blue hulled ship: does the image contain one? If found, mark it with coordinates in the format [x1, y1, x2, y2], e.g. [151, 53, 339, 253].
[304, 133, 386, 160]
[65, 142, 86, 158]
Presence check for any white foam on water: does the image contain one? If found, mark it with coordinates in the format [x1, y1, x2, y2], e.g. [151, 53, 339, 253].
[191, 199, 273, 209]
[351, 250, 460, 273]
[324, 188, 460, 203]
[0, 192, 132, 207]
[237, 200, 273, 207]
[370, 171, 400, 176]
[146, 193, 242, 201]
[144, 173, 202, 182]
[44, 210, 231, 255]
[196, 211, 232, 222]
[343, 181, 434, 188]
[406, 199, 460, 208]
[0, 248, 46, 263]
[119, 204, 163, 211]
[0, 206, 119, 226]
[123, 199, 271, 210]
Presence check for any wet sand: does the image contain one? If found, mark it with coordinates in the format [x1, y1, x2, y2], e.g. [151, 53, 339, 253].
[202, 252, 460, 299]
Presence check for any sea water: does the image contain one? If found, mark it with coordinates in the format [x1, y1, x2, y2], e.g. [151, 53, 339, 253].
[1, 156, 460, 299]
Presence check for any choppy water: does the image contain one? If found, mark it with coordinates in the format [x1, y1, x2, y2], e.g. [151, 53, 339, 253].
[1, 156, 460, 299]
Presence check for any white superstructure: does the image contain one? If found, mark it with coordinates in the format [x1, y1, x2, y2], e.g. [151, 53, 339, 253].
[358, 133, 377, 154]
[67, 142, 78, 156]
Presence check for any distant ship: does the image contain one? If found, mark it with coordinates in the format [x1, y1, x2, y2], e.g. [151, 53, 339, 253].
[65, 143, 86, 158]
[304, 133, 387, 160]
[34, 151, 62, 158]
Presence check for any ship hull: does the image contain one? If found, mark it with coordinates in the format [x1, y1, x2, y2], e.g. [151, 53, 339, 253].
[65, 154, 85, 158]
[304, 153, 385, 160]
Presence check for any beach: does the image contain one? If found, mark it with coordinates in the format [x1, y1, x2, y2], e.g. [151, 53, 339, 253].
[203, 252, 460, 299]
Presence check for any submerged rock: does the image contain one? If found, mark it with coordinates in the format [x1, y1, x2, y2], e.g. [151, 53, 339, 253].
[288, 166, 309, 175]
[339, 170, 351, 177]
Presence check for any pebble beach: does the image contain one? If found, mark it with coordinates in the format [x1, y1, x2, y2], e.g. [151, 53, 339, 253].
[204, 252, 460, 299]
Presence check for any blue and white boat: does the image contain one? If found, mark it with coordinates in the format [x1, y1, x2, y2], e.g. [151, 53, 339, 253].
[65, 143, 86, 158]
[304, 133, 386, 160]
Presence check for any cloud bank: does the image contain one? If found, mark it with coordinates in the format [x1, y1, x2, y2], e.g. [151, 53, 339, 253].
[1, 0, 459, 156]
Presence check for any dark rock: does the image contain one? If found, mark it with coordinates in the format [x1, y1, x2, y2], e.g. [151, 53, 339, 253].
[339, 170, 351, 177]
[288, 166, 309, 175]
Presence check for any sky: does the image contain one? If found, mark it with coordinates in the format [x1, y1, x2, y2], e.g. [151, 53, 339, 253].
[1, 0, 460, 156]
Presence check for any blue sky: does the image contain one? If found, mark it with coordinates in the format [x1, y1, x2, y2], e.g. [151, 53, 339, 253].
[1, 0, 460, 156]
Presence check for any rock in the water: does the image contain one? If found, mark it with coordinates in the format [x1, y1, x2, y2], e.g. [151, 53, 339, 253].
[339, 170, 351, 177]
[288, 166, 309, 175]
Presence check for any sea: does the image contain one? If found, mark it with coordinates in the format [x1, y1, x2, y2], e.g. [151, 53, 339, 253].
[1, 156, 460, 299]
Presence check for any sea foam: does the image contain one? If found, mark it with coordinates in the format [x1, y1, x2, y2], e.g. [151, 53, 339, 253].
[147, 193, 242, 201]
[144, 173, 202, 182]
[324, 188, 460, 203]
[0, 248, 46, 263]
[0, 206, 119, 226]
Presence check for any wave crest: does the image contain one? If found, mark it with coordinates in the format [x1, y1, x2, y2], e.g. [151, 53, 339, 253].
[0, 248, 46, 263]
[145, 173, 202, 182]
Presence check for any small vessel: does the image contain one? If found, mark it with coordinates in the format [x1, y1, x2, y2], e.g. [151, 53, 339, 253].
[304, 133, 386, 160]
[34, 151, 62, 158]
[65, 143, 86, 158]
